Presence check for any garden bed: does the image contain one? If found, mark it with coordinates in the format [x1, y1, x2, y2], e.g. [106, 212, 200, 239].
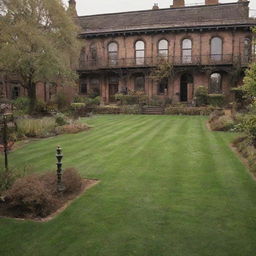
[0, 169, 99, 222]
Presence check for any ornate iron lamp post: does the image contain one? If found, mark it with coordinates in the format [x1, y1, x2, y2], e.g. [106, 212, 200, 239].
[56, 146, 65, 192]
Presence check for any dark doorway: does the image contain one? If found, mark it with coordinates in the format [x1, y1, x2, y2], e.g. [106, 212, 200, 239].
[109, 77, 119, 102]
[180, 74, 193, 102]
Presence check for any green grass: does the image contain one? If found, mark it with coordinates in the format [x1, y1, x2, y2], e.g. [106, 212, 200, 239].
[1, 115, 256, 256]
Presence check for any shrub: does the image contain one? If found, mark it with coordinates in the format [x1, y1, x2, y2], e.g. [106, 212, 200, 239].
[35, 100, 47, 114]
[16, 117, 56, 138]
[55, 113, 68, 126]
[240, 115, 256, 146]
[195, 86, 208, 106]
[62, 168, 83, 194]
[120, 105, 141, 114]
[53, 92, 70, 111]
[2, 168, 83, 218]
[12, 97, 30, 114]
[55, 120, 89, 135]
[208, 94, 225, 107]
[94, 106, 121, 114]
[208, 109, 225, 123]
[209, 115, 235, 131]
[165, 106, 215, 116]
[148, 96, 172, 107]
[115, 91, 147, 105]
[3, 174, 58, 218]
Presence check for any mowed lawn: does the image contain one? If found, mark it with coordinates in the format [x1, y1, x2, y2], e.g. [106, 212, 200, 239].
[1, 115, 256, 256]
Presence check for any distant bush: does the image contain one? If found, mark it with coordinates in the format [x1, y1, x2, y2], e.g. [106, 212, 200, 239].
[209, 115, 235, 131]
[148, 96, 172, 107]
[1, 168, 83, 218]
[55, 120, 89, 135]
[55, 113, 68, 126]
[12, 97, 30, 114]
[94, 106, 121, 114]
[16, 117, 56, 138]
[240, 115, 256, 146]
[208, 94, 225, 107]
[233, 136, 256, 174]
[120, 105, 141, 114]
[53, 92, 70, 111]
[115, 91, 147, 105]
[165, 106, 215, 116]
[194, 86, 208, 106]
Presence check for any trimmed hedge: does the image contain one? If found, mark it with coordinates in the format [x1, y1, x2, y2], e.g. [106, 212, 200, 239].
[164, 106, 216, 116]
[208, 94, 225, 107]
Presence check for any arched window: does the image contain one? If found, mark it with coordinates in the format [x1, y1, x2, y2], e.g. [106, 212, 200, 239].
[244, 38, 251, 63]
[108, 42, 118, 65]
[135, 41, 145, 65]
[134, 75, 145, 91]
[158, 39, 168, 59]
[209, 73, 222, 94]
[182, 39, 192, 63]
[90, 44, 97, 65]
[211, 37, 222, 61]
[79, 47, 86, 68]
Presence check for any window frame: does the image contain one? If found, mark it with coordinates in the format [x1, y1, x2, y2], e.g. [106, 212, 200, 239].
[182, 38, 192, 64]
[108, 41, 118, 65]
[210, 37, 223, 62]
[135, 40, 145, 65]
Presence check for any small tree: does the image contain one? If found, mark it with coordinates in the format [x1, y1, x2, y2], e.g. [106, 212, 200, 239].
[242, 27, 256, 100]
[0, 0, 81, 113]
[150, 60, 174, 83]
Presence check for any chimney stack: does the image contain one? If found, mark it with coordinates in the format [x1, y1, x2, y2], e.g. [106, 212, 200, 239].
[68, 0, 77, 16]
[172, 0, 185, 8]
[152, 3, 159, 10]
[205, 0, 219, 5]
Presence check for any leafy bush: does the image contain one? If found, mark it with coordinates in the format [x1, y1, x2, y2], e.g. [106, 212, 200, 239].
[12, 97, 30, 114]
[62, 168, 83, 194]
[208, 109, 225, 122]
[120, 105, 141, 114]
[209, 115, 235, 131]
[240, 115, 256, 146]
[148, 96, 172, 107]
[94, 106, 121, 114]
[35, 100, 47, 113]
[55, 120, 89, 134]
[233, 136, 256, 174]
[165, 106, 215, 116]
[53, 92, 70, 111]
[16, 117, 56, 138]
[1, 168, 83, 218]
[55, 113, 68, 126]
[115, 91, 147, 105]
[195, 86, 208, 106]
[208, 94, 225, 107]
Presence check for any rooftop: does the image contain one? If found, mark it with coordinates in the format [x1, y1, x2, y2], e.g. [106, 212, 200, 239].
[77, 1, 256, 36]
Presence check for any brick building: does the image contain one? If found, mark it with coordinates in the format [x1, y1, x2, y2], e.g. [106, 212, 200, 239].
[76, 0, 256, 104]
[1, 0, 256, 104]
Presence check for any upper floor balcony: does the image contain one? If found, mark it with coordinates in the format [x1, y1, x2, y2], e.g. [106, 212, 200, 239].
[78, 54, 255, 71]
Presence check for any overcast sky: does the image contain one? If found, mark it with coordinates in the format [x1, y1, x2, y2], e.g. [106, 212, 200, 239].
[63, 0, 256, 16]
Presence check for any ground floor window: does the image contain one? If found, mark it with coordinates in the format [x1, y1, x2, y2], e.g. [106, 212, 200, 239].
[134, 75, 145, 91]
[12, 86, 20, 99]
[89, 78, 100, 98]
[79, 81, 87, 94]
[158, 79, 168, 95]
[209, 73, 222, 94]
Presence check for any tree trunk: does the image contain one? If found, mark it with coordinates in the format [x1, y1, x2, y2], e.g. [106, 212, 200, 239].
[27, 79, 36, 114]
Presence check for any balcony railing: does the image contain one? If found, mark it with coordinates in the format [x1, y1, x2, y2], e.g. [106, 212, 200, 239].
[79, 54, 255, 71]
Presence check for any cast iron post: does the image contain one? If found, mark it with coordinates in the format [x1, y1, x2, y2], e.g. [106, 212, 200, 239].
[3, 115, 8, 171]
[56, 146, 65, 192]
